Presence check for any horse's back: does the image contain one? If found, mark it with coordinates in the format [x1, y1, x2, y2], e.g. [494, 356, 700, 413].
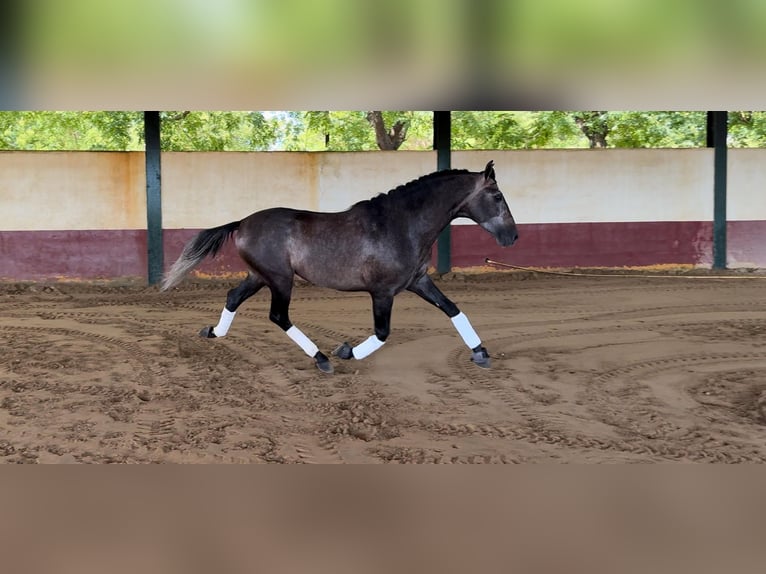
[235, 207, 354, 276]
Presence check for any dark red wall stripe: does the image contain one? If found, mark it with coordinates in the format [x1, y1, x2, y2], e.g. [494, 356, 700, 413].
[727, 220, 766, 268]
[1, 221, 763, 280]
[0, 230, 147, 280]
[447, 221, 715, 268]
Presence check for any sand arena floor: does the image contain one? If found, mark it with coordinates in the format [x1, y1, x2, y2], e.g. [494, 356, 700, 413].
[2, 271, 766, 463]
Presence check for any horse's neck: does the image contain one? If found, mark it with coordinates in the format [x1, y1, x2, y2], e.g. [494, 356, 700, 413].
[404, 176, 473, 241]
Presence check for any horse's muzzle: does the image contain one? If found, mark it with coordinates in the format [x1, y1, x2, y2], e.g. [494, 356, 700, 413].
[496, 228, 519, 247]
[480, 217, 518, 247]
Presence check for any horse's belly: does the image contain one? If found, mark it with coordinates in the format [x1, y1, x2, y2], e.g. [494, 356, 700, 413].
[294, 252, 408, 292]
[294, 266, 368, 292]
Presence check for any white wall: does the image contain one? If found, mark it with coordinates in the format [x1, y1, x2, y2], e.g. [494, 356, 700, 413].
[0, 151, 145, 231]
[454, 149, 714, 225]
[161, 152, 317, 228]
[3, 148, 765, 232]
[728, 149, 766, 221]
[316, 151, 436, 212]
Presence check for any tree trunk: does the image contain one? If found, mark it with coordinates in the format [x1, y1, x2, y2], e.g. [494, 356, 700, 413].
[574, 111, 609, 148]
[366, 111, 408, 150]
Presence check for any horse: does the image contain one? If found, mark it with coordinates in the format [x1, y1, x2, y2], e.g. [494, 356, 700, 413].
[161, 160, 518, 374]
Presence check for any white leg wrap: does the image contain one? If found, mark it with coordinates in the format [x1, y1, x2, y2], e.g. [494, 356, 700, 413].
[352, 335, 385, 360]
[212, 308, 236, 337]
[450, 312, 481, 349]
[286, 325, 319, 357]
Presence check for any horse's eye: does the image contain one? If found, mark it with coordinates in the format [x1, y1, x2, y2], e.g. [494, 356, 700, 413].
[493, 192, 503, 202]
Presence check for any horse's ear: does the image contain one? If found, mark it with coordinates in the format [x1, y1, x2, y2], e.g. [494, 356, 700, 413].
[483, 160, 496, 182]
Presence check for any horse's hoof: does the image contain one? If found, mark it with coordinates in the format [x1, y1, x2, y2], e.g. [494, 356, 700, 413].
[470, 346, 491, 369]
[199, 326, 217, 338]
[332, 342, 353, 360]
[314, 351, 334, 374]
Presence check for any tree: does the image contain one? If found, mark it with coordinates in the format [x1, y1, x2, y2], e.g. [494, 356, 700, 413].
[0, 111, 143, 150]
[526, 111, 707, 149]
[606, 111, 705, 148]
[159, 111, 278, 151]
[282, 111, 432, 151]
[366, 111, 409, 150]
[303, 111, 332, 148]
[525, 111, 583, 148]
[452, 111, 530, 149]
[2, 111, 765, 152]
[0, 111, 281, 151]
[573, 111, 609, 148]
[283, 111, 374, 151]
[728, 112, 766, 147]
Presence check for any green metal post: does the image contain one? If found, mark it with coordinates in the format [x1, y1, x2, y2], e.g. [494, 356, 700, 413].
[707, 111, 727, 270]
[434, 111, 452, 274]
[144, 111, 164, 284]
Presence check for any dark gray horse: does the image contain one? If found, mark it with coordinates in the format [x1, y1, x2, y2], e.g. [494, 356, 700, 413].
[161, 161, 518, 373]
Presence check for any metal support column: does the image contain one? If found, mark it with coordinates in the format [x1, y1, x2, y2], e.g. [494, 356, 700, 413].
[144, 111, 163, 284]
[707, 111, 727, 269]
[434, 111, 452, 274]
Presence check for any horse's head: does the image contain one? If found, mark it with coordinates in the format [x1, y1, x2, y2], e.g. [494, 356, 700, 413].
[457, 161, 518, 247]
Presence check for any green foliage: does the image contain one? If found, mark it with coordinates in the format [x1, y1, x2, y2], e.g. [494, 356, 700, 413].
[0, 111, 143, 150]
[452, 112, 529, 149]
[606, 112, 706, 148]
[281, 111, 432, 151]
[526, 111, 584, 148]
[159, 112, 278, 151]
[728, 112, 766, 147]
[0, 111, 764, 151]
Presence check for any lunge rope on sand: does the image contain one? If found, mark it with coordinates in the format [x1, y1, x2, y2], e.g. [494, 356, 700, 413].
[485, 258, 766, 280]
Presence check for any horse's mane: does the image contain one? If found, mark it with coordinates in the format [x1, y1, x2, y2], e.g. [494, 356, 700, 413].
[353, 168, 472, 210]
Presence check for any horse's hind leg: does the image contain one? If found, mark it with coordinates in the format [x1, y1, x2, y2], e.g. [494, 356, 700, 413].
[267, 278, 333, 374]
[200, 273, 264, 338]
[406, 274, 491, 368]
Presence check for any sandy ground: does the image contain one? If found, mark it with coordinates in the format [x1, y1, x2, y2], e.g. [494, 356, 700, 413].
[1, 271, 766, 464]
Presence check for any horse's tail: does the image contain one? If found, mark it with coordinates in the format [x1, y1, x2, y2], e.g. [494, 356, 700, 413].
[161, 220, 241, 291]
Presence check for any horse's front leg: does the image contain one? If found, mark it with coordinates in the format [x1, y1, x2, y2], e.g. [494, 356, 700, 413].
[333, 293, 393, 361]
[406, 274, 491, 368]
